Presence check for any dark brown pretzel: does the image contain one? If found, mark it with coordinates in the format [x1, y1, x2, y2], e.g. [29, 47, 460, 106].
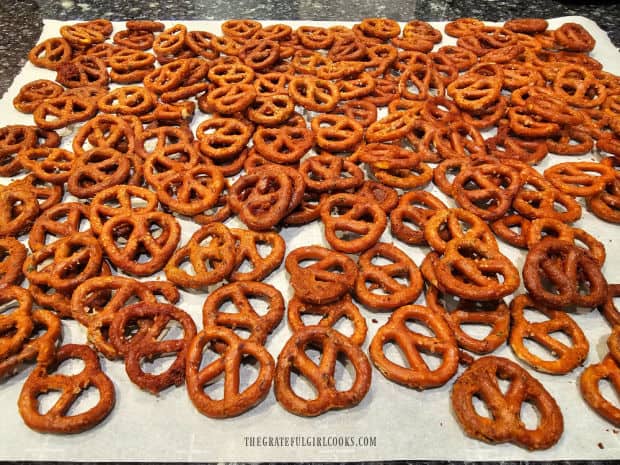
[109, 302, 197, 394]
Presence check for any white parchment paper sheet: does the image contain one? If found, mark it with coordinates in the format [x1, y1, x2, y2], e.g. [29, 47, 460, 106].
[0, 16, 619, 462]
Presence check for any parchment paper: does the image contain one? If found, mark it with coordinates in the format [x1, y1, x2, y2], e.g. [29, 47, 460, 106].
[0, 16, 619, 462]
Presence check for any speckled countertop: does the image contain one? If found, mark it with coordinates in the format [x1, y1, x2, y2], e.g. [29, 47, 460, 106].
[1, 0, 619, 97]
[1, 1, 619, 464]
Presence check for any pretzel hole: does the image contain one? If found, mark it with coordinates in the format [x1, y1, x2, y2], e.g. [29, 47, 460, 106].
[459, 322, 494, 341]
[0, 299, 21, 316]
[523, 338, 559, 361]
[519, 400, 541, 430]
[598, 378, 620, 408]
[55, 357, 86, 376]
[290, 368, 319, 400]
[66, 385, 102, 416]
[370, 255, 394, 267]
[248, 296, 270, 316]
[383, 341, 410, 368]
[472, 394, 493, 419]
[36, 389, 63, 415]
[159, 320, 186, 341]
[332, 316, 355, 339]
[549, 330, 574, 347]
[140, 352, 178, 375]
[239, 355, 260, 392]
[522, 308, 552, 323]
[334, 353, 355, 391]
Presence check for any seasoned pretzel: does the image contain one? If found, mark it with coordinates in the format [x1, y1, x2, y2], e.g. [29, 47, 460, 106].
[299, 154, 364, 193]
[287, 294, 367, 346]
[18, 344, 115, 434]
[89, 185, 158, 236]
[110, 302, 197, 394]
[229, 228, 285, 282]
[523, 238, 608, 309]
[600, 284, 620, 326]
[452, 355, 563, 450]
[202, 281, 284, 345]
[28, 37, 71, 70]
[320, 193, 387, 254]
[544, 161, 615, 197]
[426, 285, 510, 354]
[71, 276, 180, 359]
[186, 327, 274, 418]
[275, 326, 371, 416]
[423, 208, 497, 254]
[0, 238, 27, 285]
[100, 211, 180, 277]
[29, 202, 90, 251]
[370, 304, 458, 389]
[580, 355, 620, 427]
[435, 235, 520, 301]
[354, 242, 423, 311]
[285, 245, 357, 305]
[509, 294, 589, 374]
[165, 222, 235, 289]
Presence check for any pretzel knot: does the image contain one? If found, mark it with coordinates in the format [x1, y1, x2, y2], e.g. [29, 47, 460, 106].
[186, 327, 275, 418]
[370, 305, 458, 389]
[274, 326, 371, 417]
[18, 344, 115, 434]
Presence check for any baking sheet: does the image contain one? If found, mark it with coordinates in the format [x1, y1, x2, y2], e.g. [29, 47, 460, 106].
[0, 16, 619, 462]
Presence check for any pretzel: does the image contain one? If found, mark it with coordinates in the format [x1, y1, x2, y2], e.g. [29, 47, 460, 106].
[229, 228, 285, 282]
[513, 172, 582, 223]
[0, 285, 35, 362]
[186, 327, 274, 418]
[423, 208, 497, 254]
[523, 238, 608, 309]
[29, 202, 91, 251]
[0, 125, 37, 173]
[580, 355, 620, 427]
[0, 309, 61, 380]
[18, 344, 115, 434]
[71, 276, 180, 359]
[196, 117, 252, 161]
[165, 222, 235, 289]
[354, 242, 423, 311]
[253, 125, 314, 164]
[247, 94, 295, 126]
[299, 154, 364, 193]
[287, 294, 367, 346]
[285, 245, 357, 305]
[370, 304, 458, 389]
[202, 281, 284, 345]
[320, 193, 387, 253]
[89, 185, 158, 236]
[55, 55, 109, 89]
[452, 162, 522, 221]
[490, 214, 530, 249]
[509, 294, 589, 374]
[389, 191, 447, 245]
[544, 161, 615, 197]
[13, 79, 64, 113]
[8, 174, 62, 214]
[72, 114, 136, 157]
[23, 232, 102, 293]
[288, 76, 340, 112]
[447, 71, 502, 112]
[275, 326, 371, 417]
[109, 302, 197, 394]
[365, 110, 416, 143]
[554, 22, 595, 52]
[435, 235, 520, 301]
[600, 284, 620, 327]
[0, 238, 27, 285]
[452, 355, 563, 450]
[228, 167, 292, 230]
[354, 142, 420, 170]
[426, 285, 509, 354]
[28, 37, 71, 70]
[221, 19, 261, 39]
[100, 211, 180, 277]
[67, 148, 131, 198]
[156, 164, 225, 217]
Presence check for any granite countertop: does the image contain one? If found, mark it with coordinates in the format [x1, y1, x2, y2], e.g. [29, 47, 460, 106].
[1, 1, 619, 465]
[1, 0, 619, 96]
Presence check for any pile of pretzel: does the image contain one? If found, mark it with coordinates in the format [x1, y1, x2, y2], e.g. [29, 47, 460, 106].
[1, 15, 619, 451]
